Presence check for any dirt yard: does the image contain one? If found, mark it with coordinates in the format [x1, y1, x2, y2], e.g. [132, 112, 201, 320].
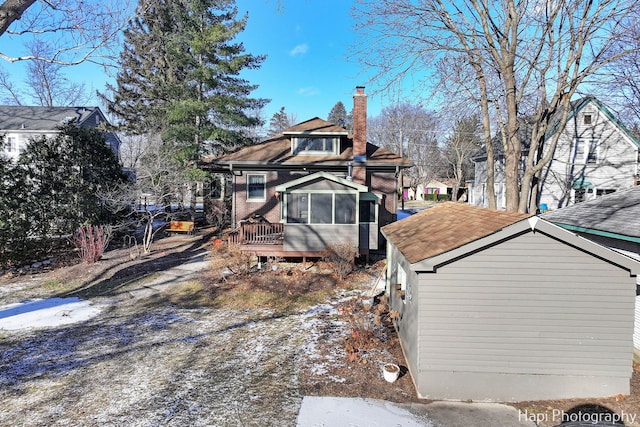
[0, 231, 638, 427]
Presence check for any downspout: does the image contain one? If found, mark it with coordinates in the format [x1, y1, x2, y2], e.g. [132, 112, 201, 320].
[230, 163, 237, 228]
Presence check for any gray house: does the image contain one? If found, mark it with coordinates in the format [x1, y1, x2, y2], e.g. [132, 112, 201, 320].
[0, 106, 121, 161]
[382, 202, 640, 402]
[470, 96, 640, 210]
[542, 186, 640, 354]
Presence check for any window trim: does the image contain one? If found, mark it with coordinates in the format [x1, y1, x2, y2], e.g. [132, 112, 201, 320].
[246, 174, 266, 202]
[283, 189, 358, 225]
[292, 136, 339, 156]
[575, 137, 600, 164]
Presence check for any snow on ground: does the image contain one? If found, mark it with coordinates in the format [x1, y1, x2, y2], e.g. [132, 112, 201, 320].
[0, 293, 356, 426]
[297, 396, 433, 427]
[0, 297, 103, 330]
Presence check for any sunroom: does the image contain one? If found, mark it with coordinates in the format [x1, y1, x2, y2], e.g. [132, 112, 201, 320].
[231, 172, 380, 258]
[276, 172, 380, 255]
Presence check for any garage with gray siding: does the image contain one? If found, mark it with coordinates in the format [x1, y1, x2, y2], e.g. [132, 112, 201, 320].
[382, 202, 640, 402]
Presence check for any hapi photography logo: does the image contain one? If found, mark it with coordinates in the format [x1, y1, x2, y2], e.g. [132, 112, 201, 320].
[519, 403, 637, 426]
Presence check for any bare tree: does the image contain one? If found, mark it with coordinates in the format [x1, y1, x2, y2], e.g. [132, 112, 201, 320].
[0, 0, 136, 65]
[101, 136, 190, 254]
[354, 0, 640, 212]
[24, 40, 90, 105]
[368, 103, 443, 189]
[443, 116, 481, 202]
[0, 66, 20, 104]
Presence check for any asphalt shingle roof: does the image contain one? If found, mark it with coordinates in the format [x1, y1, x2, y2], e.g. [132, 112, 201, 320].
[0, 106, 100, 131]
[202, 117, 411, 168]
[542, 186, 640, 239]
[382, 202, 531, 264]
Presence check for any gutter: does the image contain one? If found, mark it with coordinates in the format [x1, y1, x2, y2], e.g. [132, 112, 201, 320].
[554, 222, 640, 244]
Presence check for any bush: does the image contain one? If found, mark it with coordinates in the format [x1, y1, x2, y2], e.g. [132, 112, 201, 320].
[323, 242, 359, 280]
[72, 224, 112, 263]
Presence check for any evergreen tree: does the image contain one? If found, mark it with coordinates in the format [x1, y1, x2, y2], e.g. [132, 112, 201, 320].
[327, 101, 347, 127]
[15, 124, 127, 238]
[267, 106, 292, 136]
[103, 0, 268, 158]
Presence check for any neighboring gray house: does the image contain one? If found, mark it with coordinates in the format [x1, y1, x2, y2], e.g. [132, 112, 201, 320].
[0, 106, 121, 161]
[542, 186, 640, 354]
[470, 96, 640, 211]
[382, 202, 640, 402]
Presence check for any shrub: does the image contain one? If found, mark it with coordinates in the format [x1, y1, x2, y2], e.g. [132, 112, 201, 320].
[72, 224, 112, 263]
[323, 242, 359, 280]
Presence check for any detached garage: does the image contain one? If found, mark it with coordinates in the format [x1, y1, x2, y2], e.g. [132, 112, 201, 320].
[382, 202, 640, 402]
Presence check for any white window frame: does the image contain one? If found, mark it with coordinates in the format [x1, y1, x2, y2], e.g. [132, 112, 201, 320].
[283, 190, 358, 225]
[292, 137, 339, 156]
[246, 174, 266, 202]
[576, 138, 600, 164]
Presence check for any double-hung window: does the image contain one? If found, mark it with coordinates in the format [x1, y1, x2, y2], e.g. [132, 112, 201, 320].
[247, 174, 266, 201]
[575, 138, 599, 164]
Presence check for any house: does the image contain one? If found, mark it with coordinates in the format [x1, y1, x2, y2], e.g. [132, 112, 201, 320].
[470, 96, 640, 210]
[381, 202, 640, 402]
[541, 186, 640, 355]
[201, 86, 412, 258]
[0, 106, 121, 161]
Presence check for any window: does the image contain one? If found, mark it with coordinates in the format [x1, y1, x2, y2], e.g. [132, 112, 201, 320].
[575, 138, 599, 164]
[285, 192, 356, 224]
[310, 193, 332, 223]
[359, 200, 376, 223]
[286, 193, 308, 223]
[583, 114, 592, 125]
[335, 194, 356, 224]
[4, 137, 15, 152]
[247, 174, 265, 200]
[293, 137, 337, 155]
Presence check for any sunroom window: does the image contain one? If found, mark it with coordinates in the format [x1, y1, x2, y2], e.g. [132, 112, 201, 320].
[285, 192, 356, 224]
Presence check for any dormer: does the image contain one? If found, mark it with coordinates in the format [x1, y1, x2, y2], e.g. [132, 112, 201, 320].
[283, 117, 348, 156]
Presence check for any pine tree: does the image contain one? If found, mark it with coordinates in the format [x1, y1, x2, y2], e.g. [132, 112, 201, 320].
[102, 0, 267, 158]
[327, 101, 347, 127]
[267, 106, 292, 136]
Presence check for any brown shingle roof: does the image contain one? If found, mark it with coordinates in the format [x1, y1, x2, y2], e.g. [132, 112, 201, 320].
[382, 202, 532, 264]
[284, 117, 348, 134]
[202, 117, 411, 167]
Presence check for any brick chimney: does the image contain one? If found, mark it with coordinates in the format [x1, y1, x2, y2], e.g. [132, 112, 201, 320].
[352, 86, 367, 185]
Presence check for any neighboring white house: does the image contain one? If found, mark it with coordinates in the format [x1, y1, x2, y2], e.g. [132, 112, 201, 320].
[470, 96, 640, 211]
[0, 106, 121, 162]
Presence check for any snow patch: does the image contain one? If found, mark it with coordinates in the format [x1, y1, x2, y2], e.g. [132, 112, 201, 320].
[0, 297, 102, 330]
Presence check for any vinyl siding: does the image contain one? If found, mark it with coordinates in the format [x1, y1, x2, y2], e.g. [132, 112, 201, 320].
[283, 224, 358, 251]
[540, 103, 638, 209]
[413, 231, 635, 400]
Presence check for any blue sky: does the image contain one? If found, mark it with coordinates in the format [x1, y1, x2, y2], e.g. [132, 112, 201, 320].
[236, 0, 383, 122]
[1, 0, 387, 125]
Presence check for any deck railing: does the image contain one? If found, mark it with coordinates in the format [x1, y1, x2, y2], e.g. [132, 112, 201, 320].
[229, 222, 284, 246]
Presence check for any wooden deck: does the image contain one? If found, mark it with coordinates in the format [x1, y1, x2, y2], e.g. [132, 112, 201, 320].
[229, 223, 326, 258]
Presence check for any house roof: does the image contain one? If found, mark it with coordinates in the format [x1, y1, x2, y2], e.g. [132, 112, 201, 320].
[201, 117, 412, 169]
[382, 202, 531, 264]
[275, 171, 369, 192]
[383, 202, 640, 274]
[0, 106, 105, 131]
[541, 186, 640, 242]
[471, 96, 640, 162]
